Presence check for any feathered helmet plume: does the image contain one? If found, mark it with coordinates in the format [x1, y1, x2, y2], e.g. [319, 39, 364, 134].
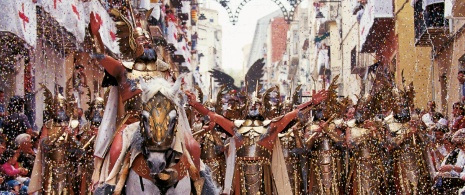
[40, 83, 76, 120]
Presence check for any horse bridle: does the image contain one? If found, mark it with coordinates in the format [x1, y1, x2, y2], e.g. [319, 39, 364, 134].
[139, 92, 182, 190]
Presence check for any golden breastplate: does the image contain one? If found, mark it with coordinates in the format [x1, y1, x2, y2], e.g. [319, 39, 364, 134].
[235, 119, 269, 145]
[44, 121, 67, 142]
[200, 132, 223, 160]
[234, 120, 272, 161]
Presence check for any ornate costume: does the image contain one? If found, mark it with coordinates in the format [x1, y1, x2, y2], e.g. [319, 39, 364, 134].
[29, 87, 80, 194]
[386, 114, 432, 194]
[195, 124, 226, 188]
[306, 120, 344, 195]
[186, 85, 328, 195]
[89, 7, 206, 194]
[278, 128, 305, 195]
[75, 97, 105, 195]
[305, 76, 345, 195]
[345, 119, 388, 194]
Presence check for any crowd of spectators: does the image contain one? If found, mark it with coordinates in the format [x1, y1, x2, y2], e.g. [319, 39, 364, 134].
[0, 93, 37, 195]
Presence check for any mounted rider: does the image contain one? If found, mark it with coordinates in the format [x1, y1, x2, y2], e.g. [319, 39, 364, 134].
[88, 6, 205, 194]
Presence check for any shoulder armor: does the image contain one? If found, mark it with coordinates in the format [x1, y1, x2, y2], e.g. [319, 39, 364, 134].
[234, 120, 245, 128]
[263, 120, 272, 126]
[333, 119, 343, 126]
[347, 119, 356, 128]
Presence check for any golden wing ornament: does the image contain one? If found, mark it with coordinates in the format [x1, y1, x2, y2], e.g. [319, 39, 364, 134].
[110, 8, 137, 60]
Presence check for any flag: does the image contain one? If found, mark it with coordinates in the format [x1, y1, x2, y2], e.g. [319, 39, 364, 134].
[0, 0, 37, 47]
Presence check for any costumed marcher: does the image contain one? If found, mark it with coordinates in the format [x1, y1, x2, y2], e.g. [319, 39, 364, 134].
[278, 123, 305, 195]
[28, 87, 81, 194]
[185, 87, 328, 195]
[305, 85, 345, 195]
[89, 7, 208, 195]
[263, 85, 306, 194]
[344, 105, 389, 194]
[77, 97, 105, 195]
[193, 117, 227, 189]
[386, 86, 433, 194]
[305, 107, 344, 194]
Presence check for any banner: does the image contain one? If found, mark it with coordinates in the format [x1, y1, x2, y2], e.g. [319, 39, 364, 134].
[40, 0, 86, 43]
[0, 0, 37, 47]
[83, 0, 120, 54]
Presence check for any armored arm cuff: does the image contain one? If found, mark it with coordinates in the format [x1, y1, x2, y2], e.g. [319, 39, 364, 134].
[296, 100, 313, 110]
[91, 53, 105, 60]
[189, 99, 211, 116]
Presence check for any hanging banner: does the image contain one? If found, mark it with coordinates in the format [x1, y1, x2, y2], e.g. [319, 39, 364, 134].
[166, 21, 178, 44]
[40, 0, 86, 43]
[83, 0, 120, 54]
[0, 0, 37, 47]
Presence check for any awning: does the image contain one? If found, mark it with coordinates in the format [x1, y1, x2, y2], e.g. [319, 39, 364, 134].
[0, 0, 37, 47]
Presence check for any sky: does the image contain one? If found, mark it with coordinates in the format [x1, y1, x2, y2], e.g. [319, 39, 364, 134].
[201, 0, 282, 72]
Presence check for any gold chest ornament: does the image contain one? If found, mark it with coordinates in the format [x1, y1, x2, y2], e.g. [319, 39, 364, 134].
[235, 120, 271, 145]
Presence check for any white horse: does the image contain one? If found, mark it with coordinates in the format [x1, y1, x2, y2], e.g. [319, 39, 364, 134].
[118, 77, 219, 195]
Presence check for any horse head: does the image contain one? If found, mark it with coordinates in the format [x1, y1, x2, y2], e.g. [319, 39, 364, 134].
[139, 77, 183, 188]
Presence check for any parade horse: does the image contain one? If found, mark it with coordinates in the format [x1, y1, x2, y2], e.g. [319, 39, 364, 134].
[119, 77, 217, 195]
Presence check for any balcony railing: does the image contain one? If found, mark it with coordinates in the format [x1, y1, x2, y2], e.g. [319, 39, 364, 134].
[414, 1, 449, 47]
[359, 0, 394, 53]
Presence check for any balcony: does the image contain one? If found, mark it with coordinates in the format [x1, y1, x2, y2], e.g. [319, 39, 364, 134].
[318, 2, 340, 22]
[414, 1, 449, 47]
[359, 0, 394, 53]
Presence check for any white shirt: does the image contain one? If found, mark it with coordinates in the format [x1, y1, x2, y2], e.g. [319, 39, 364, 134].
[440, 148, 465, 177]
[422, 113, 435, 128]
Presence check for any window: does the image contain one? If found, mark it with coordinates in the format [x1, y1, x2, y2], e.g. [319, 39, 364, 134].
[350, 47, 356, 70]
[210, 19, 214, 23]
[391, 54, 397, 73]
[459, 53, 465, 70]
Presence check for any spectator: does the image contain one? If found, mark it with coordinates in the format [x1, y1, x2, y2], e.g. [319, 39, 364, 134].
[2, 96, 32, 148]
[0, 90, 5, 130]
[148, 1, 162, 26]
[434, 129, 465, 194]
[0, 149, 29, 194]
[450, 102, 465, 135]
[0, 137, 13, 195]
[15, 134, 34, 177]
[165, 9, 177, 23]
[458, 70, 465, 102]
[422, 101, 444, 128]
[191, 32, 198, 50]
[430, 119, 453, 171]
